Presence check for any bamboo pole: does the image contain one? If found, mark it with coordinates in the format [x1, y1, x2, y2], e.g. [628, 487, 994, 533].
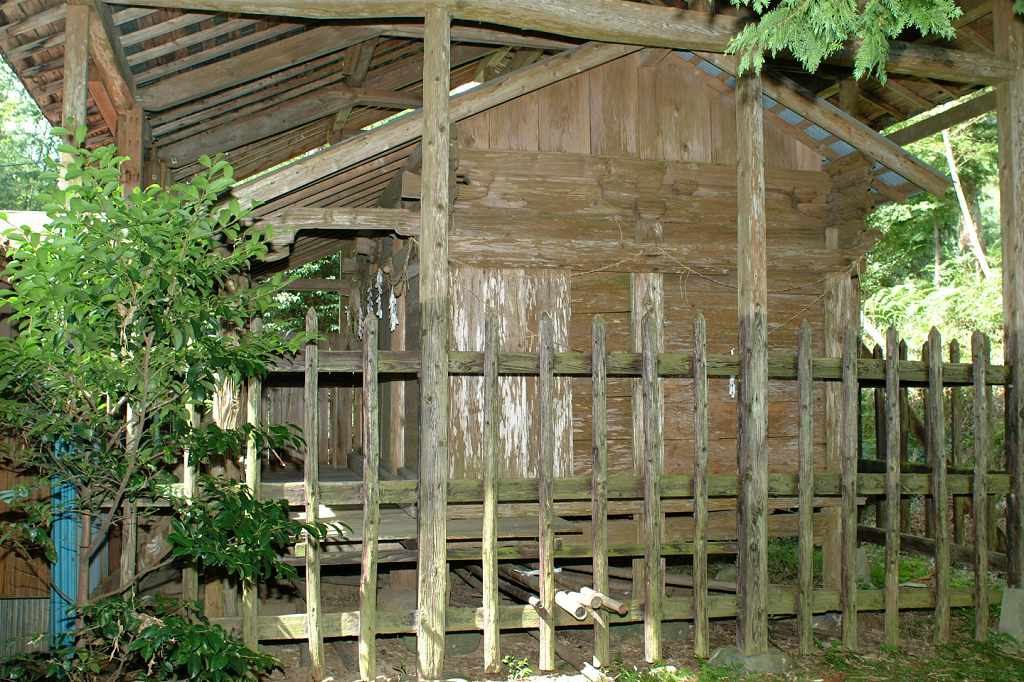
[884, 327, 901, 648]
[735, 70, 769, 657]
[928, 328, 951, 644]
[418, 7, 452, 678]
[841, 327, 859, 650]
[693, 313, 710, 659]
[641, 312, 663, 663]
[304, 308, 325, 679]
[591, 315, 610, 667]
[538, 313, 556, 671]
[482, 314, 501, 672]
[359, 314, 380, 680]
[796, 320, 814, 655]
[973, 331, 991, 641]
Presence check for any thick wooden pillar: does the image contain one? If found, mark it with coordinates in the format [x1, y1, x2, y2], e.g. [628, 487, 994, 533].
[996, 0, 1024, 588]
[62, 3, 90, 164]
[115, 106, 144, 193]
[735, 72, 769, 657]
[417, 7, 452, 679]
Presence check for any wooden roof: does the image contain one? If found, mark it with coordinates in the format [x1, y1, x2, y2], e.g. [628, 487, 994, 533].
[0, 0, 1011, 272]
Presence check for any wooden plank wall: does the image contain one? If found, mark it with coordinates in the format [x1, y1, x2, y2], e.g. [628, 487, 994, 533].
[458, 52, 823, 171]
[401, 50, 851, 481]
[449, 267, 573, 478]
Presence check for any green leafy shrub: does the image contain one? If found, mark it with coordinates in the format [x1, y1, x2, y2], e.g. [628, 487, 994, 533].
[0, 129, 326, 680]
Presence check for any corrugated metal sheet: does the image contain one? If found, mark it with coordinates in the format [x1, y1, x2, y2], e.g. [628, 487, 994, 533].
[0, 598, 49, 657]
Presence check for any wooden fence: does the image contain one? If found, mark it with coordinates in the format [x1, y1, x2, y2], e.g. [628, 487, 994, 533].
[210, 311, 1019, 677]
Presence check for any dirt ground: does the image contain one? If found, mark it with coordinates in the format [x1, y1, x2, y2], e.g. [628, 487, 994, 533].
[261, 575, 959, 682]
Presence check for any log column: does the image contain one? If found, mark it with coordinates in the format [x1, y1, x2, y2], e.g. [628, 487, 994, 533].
[995, 0, 1024, 587]
[735, 71, 769, 657]
[62, 4, 90, 166]
[418, 6, 452, 679]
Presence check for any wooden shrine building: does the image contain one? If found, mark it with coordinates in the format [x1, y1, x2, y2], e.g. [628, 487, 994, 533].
[2, 0, 1024, 680]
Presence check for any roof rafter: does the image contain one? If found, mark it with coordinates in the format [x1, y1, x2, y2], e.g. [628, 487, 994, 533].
[105, 0, 1017, 84]
[138, 25, 382, 111]
[232, 41, 643, 204]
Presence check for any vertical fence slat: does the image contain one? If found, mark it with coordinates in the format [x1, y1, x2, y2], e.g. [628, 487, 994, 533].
[304, 308, 324, 680]
[928, 328, 951, 643]
[922, 340, 936, 540]
[642, 312, 663, 663]
[950, 340, 966, 545]
[243, 318, 263, 648]
[873, 344, 886, 528]
[591, 315, 610, 667]
[796, 320, 814, 655]
[884, 327, 901, 648]
[538, 313, 556, 671]
[359, 314, 380, 680]
[841, 327, 859, 650]
[899, 340, 911, 534]
[693, 313, 710, 659]
[973, 331, 991, 640]
[482, 315, 501, 673]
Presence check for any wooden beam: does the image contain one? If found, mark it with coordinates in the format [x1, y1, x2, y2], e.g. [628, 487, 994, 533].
[126, 18, 254, 67]
[115, 105, 144, 193]
[824, 39, 1017, 85]
[134, 23, 298, 87]
[257, 208, 421, 245]
[761, 68, 950, 197]
[417, 7, 451, 680]
[383, 22, 575, 50]
[159, 86, 422, 166]
[138, 26, 383, 112]
[89, 80, 118, 133]
[995, 0, 1024, 589]
[83, 0, 136, 111]
[62, 3, 90, 161]
[329, 37, 379, 141]
[734, 71, 769, 657]
[279, 278, 358, 295]
[105, 0, 741, 52]
[234, 42, 642, 205]
[688, 52, 948, 196]
[886, 90, 996, 146]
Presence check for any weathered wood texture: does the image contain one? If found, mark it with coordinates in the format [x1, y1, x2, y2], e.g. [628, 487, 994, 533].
[304, 308, 324, 680]
[418, 9, 451, 678]
[449, 268, 573, 478]
[459, 52, 822, 170]
[995, 0, 1024, 590]
[735, 71, 770, 657]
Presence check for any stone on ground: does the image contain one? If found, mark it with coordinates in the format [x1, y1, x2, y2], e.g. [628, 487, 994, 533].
[707, 646, 793, 675]
[999, 588, 1024, 643]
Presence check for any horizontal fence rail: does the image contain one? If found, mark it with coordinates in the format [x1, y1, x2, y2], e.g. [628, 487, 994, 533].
[271, 349, 1010, 386]
[223, 313, 1018, 671]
